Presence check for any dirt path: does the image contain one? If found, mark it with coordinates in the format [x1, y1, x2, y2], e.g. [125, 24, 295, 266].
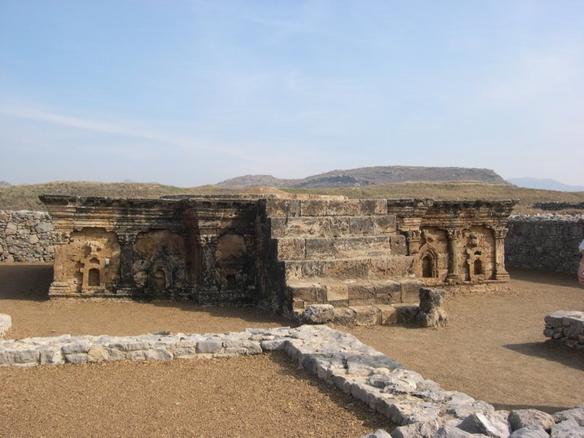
[0, 352, 390, 438]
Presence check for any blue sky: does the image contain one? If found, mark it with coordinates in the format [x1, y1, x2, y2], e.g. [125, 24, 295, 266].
[1, 0, 583, 186]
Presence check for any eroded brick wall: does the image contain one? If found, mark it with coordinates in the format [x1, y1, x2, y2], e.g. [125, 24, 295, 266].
[505, 215, 584, 274]
[0, 210, 56, 262]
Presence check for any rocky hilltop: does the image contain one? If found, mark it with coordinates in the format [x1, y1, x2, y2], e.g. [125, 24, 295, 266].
[218, 166, 508, 188]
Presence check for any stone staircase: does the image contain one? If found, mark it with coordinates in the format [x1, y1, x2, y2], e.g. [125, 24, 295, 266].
[262, 199, 423, 319]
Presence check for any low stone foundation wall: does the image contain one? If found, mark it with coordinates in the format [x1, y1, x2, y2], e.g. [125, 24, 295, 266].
[544, 310, 584, 349]
[0, 210, 56, 262]
[505, 215, 584, 274]
[1, 325, 582, 437]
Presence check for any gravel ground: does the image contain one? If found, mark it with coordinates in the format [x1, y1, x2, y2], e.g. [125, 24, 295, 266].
[343, 270, 584, 413]
[1, 264, 583, 414]
[0, 264, 286, 338]
[0, 352, 390, 438]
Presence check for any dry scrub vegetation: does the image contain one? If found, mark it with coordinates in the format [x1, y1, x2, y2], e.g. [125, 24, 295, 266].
[1, 181, 584, 214]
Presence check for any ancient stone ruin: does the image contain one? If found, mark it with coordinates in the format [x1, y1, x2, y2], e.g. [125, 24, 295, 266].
[40, 195, 515, 319]
[1, 325, 582, 437]
[544, 311, 584, 350]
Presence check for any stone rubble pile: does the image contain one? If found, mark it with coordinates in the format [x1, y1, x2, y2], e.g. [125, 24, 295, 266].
[0, 210, 56, 262]
[0, 313, 11, 337]
[300, 287, 448, 328]
[544, 311, 584, 349]
[1, 325, 581, 437]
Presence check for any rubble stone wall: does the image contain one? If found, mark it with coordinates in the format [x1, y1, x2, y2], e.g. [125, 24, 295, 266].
[544, 310, 584, 349]
[0, 210, 56, 263]
[505, 215, 584, 274]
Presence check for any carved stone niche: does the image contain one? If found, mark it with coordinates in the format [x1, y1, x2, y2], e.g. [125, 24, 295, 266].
[462, 226, 495, 282]
[416, 228, 448, 283]
[132, 230, 187, 298]
[214, 233, 251, 291]
[51, 228, 120, 296]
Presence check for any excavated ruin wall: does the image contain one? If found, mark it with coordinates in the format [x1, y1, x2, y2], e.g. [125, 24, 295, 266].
[505, 215, 584, 274]
[0, 210, 56, 263]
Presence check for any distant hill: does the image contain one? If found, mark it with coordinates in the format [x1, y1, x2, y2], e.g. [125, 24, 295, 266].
[508, 177, 584, 192]
[0, 181, 11, 188]
[218, 166, 508, 188]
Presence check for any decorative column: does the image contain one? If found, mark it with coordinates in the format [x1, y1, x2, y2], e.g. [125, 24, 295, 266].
[199, 234, 219, 292]
[492, 226, 510, 281]
[404, 230, 421, 255]
[446, 227, 462, 284]
[117, 231, 138, 296]
[48, 230, 73, 297]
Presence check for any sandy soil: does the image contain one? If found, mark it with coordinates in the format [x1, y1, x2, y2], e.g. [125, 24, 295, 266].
[1, 264, 583, 414]
[343, 270, 584, 413]
[0, 352, 391, 438]
[0, 264, 286, 338]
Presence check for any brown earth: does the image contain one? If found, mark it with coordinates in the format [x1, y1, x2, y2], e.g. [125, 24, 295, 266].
[0, 264, 583, 414]
[0, 352, 391, 438]
[344, 270, 584, 413]
[0, 264, 286, 338]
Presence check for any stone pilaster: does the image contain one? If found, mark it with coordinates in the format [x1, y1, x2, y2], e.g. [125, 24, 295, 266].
[446, 228, 462, 284]
[404, 230, 421, 255]
[492, 226, 510, 281]
[116, 231, 138, 296]
[48, 231, 73, 297]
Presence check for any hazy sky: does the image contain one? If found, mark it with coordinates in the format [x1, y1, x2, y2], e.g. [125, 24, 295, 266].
[1, 1, 583, 186]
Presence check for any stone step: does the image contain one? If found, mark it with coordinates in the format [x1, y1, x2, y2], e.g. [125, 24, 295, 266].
[276, 235, 407, 260]
[270, 215, 398, 238]
[288, 277, 422, 308]
[284, 255, 415, 282]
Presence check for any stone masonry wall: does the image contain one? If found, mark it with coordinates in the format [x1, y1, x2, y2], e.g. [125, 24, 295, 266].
[544, 310, 584, 349]
[0, 210, 56, 263]
[505, 215, 584, 274]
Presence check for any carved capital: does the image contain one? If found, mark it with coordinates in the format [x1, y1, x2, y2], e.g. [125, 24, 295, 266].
[404, 230, 421, 241]
[446, 227, 463, 241]
[493, 227, 508, 240]
[118, 232, 138, 246]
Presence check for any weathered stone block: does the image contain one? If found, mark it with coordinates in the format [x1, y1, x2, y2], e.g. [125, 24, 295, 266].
[400, 279, 423, 303]
[509, 409, 555, 432]
[276, 238, 305, 260]
[264, 199, 301, 217]
[301, 304, 335, 324]
[0, 314, 11, 337]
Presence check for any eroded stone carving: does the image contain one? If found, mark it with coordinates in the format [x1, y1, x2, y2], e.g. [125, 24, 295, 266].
[41, 196, 515, 318]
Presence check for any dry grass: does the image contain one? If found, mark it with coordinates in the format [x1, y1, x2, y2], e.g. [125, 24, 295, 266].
[1, 180, 584, 214]
[285, 182, 584, 214]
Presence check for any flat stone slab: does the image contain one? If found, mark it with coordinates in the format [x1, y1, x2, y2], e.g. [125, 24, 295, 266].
[0, 325, 581, 437]
[0, 314, 11, 337]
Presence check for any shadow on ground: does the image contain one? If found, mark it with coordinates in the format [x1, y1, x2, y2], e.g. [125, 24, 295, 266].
[504, 340, 584, 372]
[509, 269, 580, 288]
[491, 403, 568, 414]
[0, 264, 52, 301]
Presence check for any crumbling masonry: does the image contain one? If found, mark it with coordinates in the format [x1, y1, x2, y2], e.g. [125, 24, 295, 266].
[40, 196, 515, 317]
